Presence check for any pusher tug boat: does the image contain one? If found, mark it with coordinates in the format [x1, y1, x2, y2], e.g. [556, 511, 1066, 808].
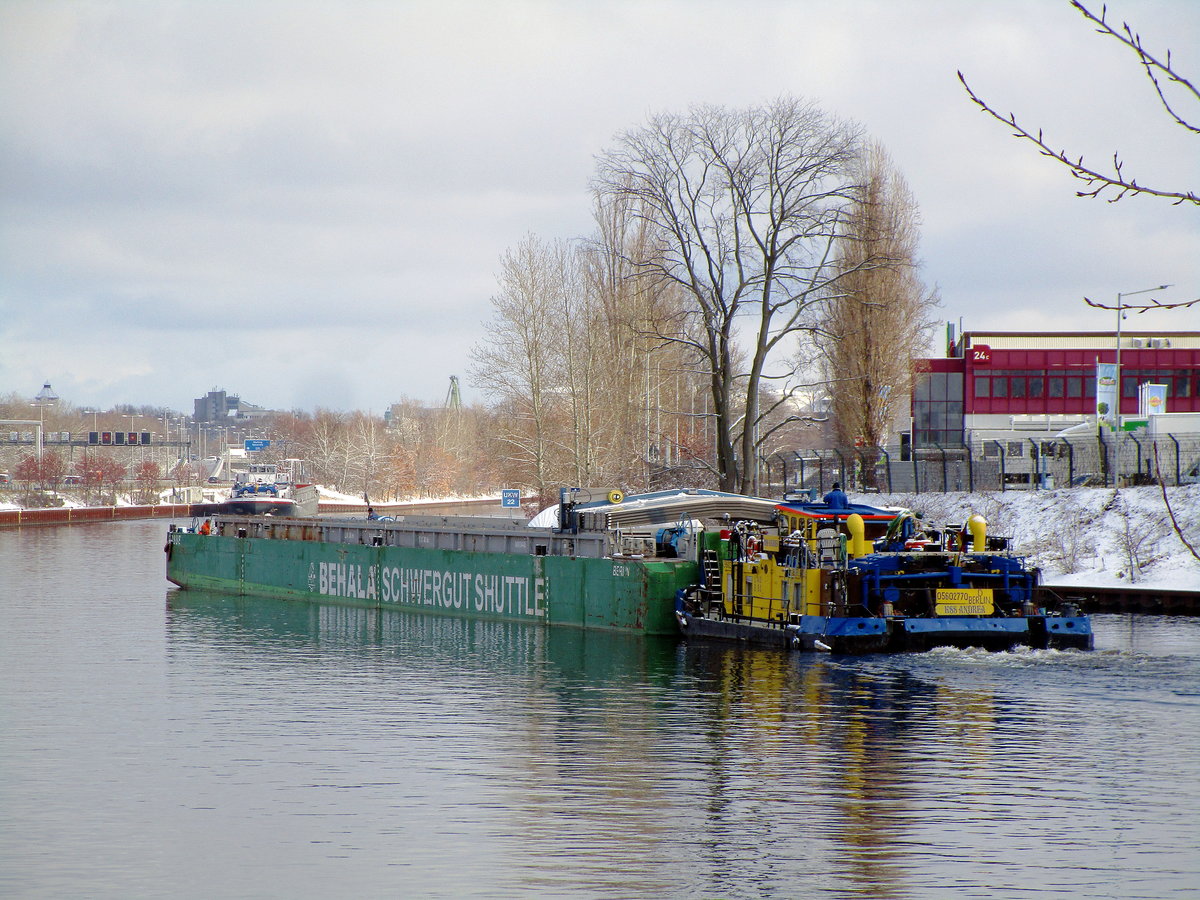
[674, 494, 1091, 653]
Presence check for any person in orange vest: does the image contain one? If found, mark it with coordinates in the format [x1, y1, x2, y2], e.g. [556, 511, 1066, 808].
[198, 519, 212, 535]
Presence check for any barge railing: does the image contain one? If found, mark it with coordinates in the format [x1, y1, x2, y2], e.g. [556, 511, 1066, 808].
[211, 514, 610, 559]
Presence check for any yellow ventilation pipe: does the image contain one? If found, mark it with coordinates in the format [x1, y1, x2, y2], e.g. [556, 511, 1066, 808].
[847, 513, 868, 558]
[967, 514, 987, 553]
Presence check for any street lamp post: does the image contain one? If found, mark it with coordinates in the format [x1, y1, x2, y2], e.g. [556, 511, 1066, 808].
[1110, 284, 1171, 488]
[123, 414, 138, 502]
[32, 382, 59, 463]
[1114, 284, 1171, 431]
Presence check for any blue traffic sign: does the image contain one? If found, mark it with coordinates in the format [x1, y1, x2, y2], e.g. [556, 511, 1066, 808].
[244, 439, 271, 451]
[501, 489, 521, 507]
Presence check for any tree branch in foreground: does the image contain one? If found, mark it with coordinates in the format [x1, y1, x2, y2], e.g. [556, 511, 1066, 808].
[957, 2, 1198, 206]
[1082, 296, 1200, 314]
[1071, 0, 1199, 135]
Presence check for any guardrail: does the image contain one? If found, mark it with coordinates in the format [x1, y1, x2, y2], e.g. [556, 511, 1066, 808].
[0, 503, 217, 528]
[768, 434, 1200, 494]
[0, 497, 506, 527]
[317, 497, 505, 516]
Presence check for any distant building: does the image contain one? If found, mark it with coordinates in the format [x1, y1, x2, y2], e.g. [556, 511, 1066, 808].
[194, 389, 239, 423]
[910, 327, 1200, 450]
[193, 389, 272, 423]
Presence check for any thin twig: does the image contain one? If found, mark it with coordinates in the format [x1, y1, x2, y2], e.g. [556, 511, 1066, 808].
[1153, 444, 1200, 562]
[1083, 296, 1200, 313]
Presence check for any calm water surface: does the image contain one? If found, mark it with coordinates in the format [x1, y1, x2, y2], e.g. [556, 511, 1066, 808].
[2, 521, 1198, 899]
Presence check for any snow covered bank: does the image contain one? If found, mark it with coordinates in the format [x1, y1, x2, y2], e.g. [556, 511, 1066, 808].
[866, 485, 1200, 591]
[315, 486, 500, 506]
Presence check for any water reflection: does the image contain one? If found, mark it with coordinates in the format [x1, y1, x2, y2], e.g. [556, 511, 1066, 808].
[6, 523, 1197, 897]
[166, 589, 1067, 898]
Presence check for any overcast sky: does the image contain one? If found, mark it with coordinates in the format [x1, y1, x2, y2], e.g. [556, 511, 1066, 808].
[2, 0, 1197, 415]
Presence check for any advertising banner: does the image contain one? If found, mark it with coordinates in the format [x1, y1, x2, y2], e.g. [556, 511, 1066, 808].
[1139, 383, 1168, 417]
[1095, 363, 1119, 429]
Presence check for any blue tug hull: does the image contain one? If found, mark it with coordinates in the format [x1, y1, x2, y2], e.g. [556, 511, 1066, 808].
[677, 611, 1094, 654]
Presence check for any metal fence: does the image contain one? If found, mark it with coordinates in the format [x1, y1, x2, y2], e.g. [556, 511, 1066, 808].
[765, 432, 1200, 495]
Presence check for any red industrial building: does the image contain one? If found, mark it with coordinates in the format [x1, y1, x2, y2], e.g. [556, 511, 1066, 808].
[912, 329, 1200, 449]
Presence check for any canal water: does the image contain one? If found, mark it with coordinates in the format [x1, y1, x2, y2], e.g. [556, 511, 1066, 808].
[2, 520, 1197, 899]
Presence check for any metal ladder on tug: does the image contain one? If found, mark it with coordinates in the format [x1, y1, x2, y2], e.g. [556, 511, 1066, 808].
[700, 549, 723, 616]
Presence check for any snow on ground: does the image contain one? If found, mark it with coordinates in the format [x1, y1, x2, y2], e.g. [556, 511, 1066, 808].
[316, 486, 369, 505]
[316, 487, 500, 506]
[0, 495, 87, 511]
[863, 485, 1200, 591]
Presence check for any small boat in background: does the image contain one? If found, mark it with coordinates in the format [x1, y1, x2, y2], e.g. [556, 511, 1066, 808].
[215, 461, 316, 517]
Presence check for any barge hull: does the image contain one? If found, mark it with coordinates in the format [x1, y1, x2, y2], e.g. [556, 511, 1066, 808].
[167, 529, 692, 635]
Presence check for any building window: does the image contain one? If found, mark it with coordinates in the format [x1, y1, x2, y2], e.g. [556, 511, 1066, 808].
[1049, 376, 1064, 398]
[1029, 376, 1044, 399]
[913, 371, 964, 448]
[974, 378, 990, 398]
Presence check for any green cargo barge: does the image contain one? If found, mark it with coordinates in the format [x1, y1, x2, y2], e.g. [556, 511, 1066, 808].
[165, 509, 698, 634]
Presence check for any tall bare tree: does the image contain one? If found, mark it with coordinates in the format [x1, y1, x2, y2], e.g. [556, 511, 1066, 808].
[820, 142, 940, 465]
[593, 98, 863, 493]
[470, 234, 572, 500]
[302, 409, 349, 488]
[471, 202, 711, 500]
[583, 188, 713, 490]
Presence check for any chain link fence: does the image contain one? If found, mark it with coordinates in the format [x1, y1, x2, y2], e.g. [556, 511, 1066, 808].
[765, 432, 1200, 496]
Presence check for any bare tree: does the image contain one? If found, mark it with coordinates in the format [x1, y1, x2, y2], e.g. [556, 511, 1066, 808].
[959, 1, 1198, 205]
[84, 455, 127, 505]
[470, 234, 572, 499]
[471, 210, 708, 499]
[594, 98, 863, 493]
[134, 460, 162, 505]
[346, 412, 388, 501]
[820, 142, 940, 473]
[302, 409, 349, 488]
[584, 188, 713, 490]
